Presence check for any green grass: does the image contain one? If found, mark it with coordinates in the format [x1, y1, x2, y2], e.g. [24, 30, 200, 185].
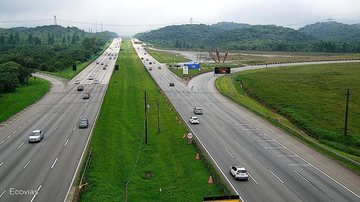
[145, 48, 189, 63]
[0, 77, 50, 123]
[48, 61, 91, 79]
[215, 63, 360, 172]
[80, 39, 227, 201]
[47, 40, 112, 79]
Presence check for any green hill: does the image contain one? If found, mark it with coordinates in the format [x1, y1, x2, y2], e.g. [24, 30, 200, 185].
[135, 21, 360, 53]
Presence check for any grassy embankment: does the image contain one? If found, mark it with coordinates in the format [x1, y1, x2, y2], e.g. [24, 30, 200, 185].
[79, 39, 227, 201]
[216, 63, 360, 172]
[0, 77, 50, 123]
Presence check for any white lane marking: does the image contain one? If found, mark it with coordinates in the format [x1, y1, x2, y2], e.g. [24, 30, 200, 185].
[23, 123, 26, 126]
[18, 126, 21, 129]
[293, 169, 310, 183]
[224, 147, 234, 158]
[51, 157, 59, 169]
[30, 185, 42, 202]
[264, 146, 284, 149]
[268, 169, 284, 183]
[17, 142, 25, 149]
[24, 160, 31, 169]
[0, 140, 4, 145]
[0, 162, 4, 167]
[248, 173, 259, 185]
[73, 126, 77, 131]
[41, 140, 47, 148]
[13, 131, 16, 134]
[64, 139, 69, 147]
[0, 190, 6, 198]
[7, 135, 11, 139]
[243, 147, 254, 156]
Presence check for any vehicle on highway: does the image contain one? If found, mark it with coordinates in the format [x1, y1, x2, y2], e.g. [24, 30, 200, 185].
[29, 129, 44, 143]
[193, 106, 203, 115]
[149, 62, 152, 65]
[83, 93, 90, 99]
[101, 63, 104, 65]
[189, 116, 199, 124]
[93, 79, 99, 84]
[103, 66, 107, 70]
[79, 118, 89, 128]
[230, 165, 249, 181]
[77, 84, 84, 91]
[146, 58, 149, 61]
[75, 79, 80, 84]
[141, 57, 144, 60]
[169, 82, 174, 87]
[149, 67, 152, 71]
[158, 66, 161, 69]
[88, 76, 94, 80]
[96, 61, 99, 64]
[109, 57, 112, 59]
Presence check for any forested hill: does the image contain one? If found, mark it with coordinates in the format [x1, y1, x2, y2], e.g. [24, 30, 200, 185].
[0, 25, 116, 93]
[299, 21, 360, 43]
[134, 21, 360, 53]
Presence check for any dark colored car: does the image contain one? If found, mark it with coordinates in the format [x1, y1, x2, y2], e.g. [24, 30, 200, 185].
[79, 118, 89, 128]
[169, 82, 174, 87]
[77, 85, 84, 91]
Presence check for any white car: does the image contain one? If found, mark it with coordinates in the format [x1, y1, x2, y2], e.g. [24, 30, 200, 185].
[230, 166, 249, 181]
[88, 76, 94, 80]
[75, 79, 80, 84]
[193, 106, 203, 115]
[93, 80, 99, 84]
[189, 116, 199, 124]
[29, 129, 44, 143]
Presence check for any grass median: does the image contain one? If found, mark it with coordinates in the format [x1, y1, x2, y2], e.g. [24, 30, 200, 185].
[0, 77, 50, 123]
[79, 39, 227, 201]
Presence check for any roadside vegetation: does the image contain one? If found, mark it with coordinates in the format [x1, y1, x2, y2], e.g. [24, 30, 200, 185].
[80, 39, 227, 201]
[0, 77, 50, 123]
[216, 63, 360, 172]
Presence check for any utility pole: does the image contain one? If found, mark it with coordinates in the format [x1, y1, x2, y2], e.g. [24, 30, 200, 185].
[344, 88, 351, 135]
[144, 91, 148, 144]
[157, 99, 160, 133]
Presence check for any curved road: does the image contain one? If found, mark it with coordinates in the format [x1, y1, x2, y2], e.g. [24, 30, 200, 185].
[134, 40, 360, 201]
[0, 38, 121, 202]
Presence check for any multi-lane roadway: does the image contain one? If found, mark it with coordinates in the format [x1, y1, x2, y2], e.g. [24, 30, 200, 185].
[133, 39, 360, 201]
[0, 38, 121, 202]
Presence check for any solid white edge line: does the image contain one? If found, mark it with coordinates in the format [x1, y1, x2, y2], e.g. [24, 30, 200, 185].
[13, 131, 16, 134]
[51, 157, 58, 169]
[64, 39, 120, 202]
[72, 126, 77, 131]
[268, 169, 284, 184]
[30, 185, 42, 202]
[248, 173, 259, 185]
[0, 140, 4, 144]
[7, 135, 11, 139]
[0, 162, 4, 167]
[24, 160, 31, 169]
[0, 190, 6, 198]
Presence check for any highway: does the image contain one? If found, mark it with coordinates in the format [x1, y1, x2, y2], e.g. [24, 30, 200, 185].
[133, 40, 360, 201]
[0, 38, 121, 202]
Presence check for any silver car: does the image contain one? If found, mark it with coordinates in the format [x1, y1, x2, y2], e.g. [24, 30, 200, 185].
[29, 130, 44, 143]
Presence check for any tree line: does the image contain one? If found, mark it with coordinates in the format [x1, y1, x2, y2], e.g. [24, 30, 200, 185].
[0, 25, 117, 94]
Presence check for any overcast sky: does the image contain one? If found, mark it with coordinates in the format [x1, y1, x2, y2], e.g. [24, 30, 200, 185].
[1, 0, 360, 36]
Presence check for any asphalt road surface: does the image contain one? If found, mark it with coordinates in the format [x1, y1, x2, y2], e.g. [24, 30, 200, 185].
[0, 38, 121, 202]
[133, 39, 360, 202]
